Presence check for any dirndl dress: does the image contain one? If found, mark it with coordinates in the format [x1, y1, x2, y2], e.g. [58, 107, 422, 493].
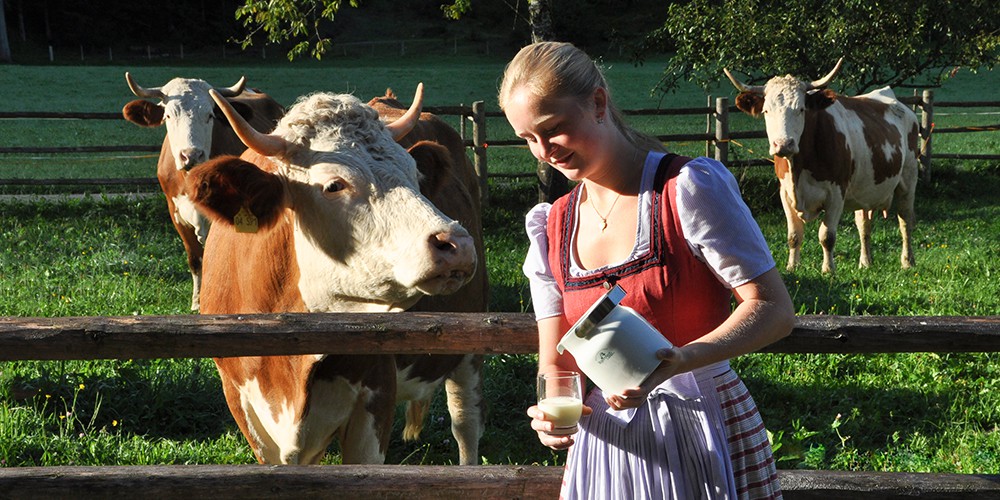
[558, 361, 782, 500]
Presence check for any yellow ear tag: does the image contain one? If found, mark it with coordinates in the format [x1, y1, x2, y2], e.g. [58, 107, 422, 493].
[234, 205, 259, 234]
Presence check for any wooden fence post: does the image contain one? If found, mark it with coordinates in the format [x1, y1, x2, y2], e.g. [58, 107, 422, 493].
[471, 101, 489, 206]
[920, 89, 934, 181]
[705, 95, 712, 157]
[715, 97, 729, 164]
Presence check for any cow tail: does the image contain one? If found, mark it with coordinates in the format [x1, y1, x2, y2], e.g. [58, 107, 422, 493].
[403, 399, 431, 441]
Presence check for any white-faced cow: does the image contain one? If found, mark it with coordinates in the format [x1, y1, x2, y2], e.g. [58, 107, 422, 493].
[185, 83, 487, 465]
[121, 73, 285, 309]
[725, 59, 919, 274]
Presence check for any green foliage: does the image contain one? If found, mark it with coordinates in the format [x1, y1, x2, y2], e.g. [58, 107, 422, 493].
[644, 0, 1000, 94]
[235, 0, 360, 60]
[441, 0, 472, 20]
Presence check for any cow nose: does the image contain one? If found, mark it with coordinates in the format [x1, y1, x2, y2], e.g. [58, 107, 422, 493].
[179, 149, 207, 170]
[429, 231, 476, 272]
[771, 138, 798, 157]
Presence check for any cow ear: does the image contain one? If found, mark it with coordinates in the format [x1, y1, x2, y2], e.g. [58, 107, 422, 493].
[806, 89, 838, 110]
[215, 100, 255, 123]
[408, 141, 454, 198]
[122, 100, 164, 127]
[186, 155, 285, 229]
[735, 92, 765, 117]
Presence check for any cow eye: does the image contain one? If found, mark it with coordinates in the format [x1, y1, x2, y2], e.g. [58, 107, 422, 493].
[323, 180, 347, 195]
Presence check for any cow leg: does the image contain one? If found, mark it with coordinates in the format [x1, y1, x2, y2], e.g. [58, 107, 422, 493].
[444, 354, 485, 465]
[854, 210, 873, 269]
[818, 208, 842, 275]
[189, 266, 202, 311]
[339, 357, 397, 464]
[166, 207, 205, 311]
[214, 358, 294, 464]
[214, 362, 266, 463]
[168, 194, 211, 311]
[779, 185, 804, 271]
[403, 399, 431, 441]
[896, 171, 918, 269]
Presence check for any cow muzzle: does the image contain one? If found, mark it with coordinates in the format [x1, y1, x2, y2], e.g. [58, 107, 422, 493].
[412, 230, 477, 296]
[178, 148, 208, 171]
[770, 138, 798, 158]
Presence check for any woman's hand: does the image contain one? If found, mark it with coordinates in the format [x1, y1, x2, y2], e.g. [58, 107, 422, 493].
[527, 404, 593, 450]
[605, 346, 687, 410]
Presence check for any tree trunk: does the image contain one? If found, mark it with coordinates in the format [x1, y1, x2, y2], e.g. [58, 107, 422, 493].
[536, 159, 569, 204]
[527, 0, 568, 203]
[16, 0, 24, 42]
[528, 0, 555, 43]
[0, 0, 11, 62]
[43, 0, 51, 42]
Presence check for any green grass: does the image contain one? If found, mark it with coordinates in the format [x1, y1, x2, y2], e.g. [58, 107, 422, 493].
[0, 57, 998, 470]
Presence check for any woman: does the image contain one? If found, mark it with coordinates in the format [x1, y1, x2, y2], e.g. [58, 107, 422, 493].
[499, 41, 795, 499]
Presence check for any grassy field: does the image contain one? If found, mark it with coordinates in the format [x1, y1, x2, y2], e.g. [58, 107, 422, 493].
[1, 56, 998, 471]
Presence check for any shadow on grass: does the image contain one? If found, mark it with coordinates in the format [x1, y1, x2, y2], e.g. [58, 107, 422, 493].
[10, 358, 232, 441]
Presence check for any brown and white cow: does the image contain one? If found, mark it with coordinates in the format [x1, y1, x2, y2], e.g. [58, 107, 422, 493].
[725, 59, 919, 274]
[185, 83, 487, 465]
[366, 89, 489, 447]
[122, 73, 285, 309]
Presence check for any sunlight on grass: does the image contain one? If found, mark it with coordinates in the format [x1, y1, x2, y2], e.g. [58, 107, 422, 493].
[0, 61, 997, 471]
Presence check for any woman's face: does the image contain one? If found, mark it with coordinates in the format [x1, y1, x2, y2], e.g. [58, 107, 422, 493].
[504, 85, 607, 181]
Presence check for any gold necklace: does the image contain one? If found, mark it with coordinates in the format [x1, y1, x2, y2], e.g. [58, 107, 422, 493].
[589, 190, 621, 232]
[587, 148, 641, 232]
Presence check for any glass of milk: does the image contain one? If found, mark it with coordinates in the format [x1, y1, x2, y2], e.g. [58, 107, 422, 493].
[537, 371, 584, 435]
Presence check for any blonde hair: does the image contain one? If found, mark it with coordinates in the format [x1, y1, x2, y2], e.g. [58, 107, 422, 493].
[498, 41, 664, 152]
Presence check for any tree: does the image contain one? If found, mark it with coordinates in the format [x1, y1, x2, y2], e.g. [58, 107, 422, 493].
[235, 0, 360, 60]
[0, 0, 11, 62]
[641, 0, 1000, 94]
[527, 0, 554, 43]
[524, 0, 568, 203]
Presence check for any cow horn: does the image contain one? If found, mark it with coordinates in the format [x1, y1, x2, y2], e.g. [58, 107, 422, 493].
[808, 58, 844, 90]
[385, 82, 423, 141]
[214, 76, 247, 97]
[723, 68, 765, 94]
[125, 72, 165, 100]
[209, 89, 290, 157]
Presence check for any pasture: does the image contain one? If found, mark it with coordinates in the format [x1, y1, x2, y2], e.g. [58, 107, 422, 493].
[1, 56, 999, 472]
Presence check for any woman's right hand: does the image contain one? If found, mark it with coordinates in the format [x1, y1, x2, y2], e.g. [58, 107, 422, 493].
[527, 404, 592, 450]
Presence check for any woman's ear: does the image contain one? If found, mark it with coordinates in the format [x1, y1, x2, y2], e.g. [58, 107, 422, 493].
[592, 87, 609, 122]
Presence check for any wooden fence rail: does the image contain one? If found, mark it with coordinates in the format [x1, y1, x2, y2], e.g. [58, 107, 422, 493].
[1, 313, 999, 360]
[1, 312, 999, 498]
[4, 94, 1000, 195]
[2, 465, 999, 499]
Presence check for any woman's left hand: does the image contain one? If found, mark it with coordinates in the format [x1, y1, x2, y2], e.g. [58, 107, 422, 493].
[605, 346, 686, 410]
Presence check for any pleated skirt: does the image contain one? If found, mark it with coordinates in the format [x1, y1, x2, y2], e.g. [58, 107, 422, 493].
[559, 361, 782, 500]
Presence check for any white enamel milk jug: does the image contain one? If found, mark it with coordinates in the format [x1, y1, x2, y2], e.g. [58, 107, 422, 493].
[556, 285, 673, 395]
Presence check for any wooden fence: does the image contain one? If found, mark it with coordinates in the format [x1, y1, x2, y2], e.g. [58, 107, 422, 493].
[4, 92, 1000, 200]
[1, 312, 999, 498]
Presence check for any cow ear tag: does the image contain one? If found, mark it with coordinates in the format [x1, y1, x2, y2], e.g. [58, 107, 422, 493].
[234, 205, 259, 233]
